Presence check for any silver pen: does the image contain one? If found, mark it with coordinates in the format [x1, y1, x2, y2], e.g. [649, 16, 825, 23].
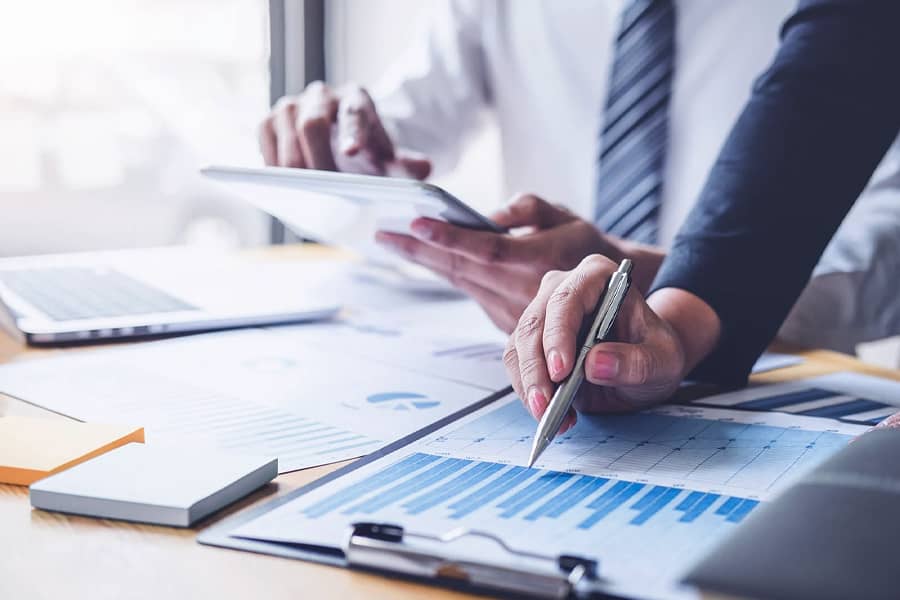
[527, 259, 633, 468]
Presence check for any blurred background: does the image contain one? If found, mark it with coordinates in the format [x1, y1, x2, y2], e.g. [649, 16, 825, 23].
[0, 0, 896, 365]
[0, 0, 501, 255]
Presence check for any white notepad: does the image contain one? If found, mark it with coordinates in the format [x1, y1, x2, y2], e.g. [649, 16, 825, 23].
[29, 444, 277, 527]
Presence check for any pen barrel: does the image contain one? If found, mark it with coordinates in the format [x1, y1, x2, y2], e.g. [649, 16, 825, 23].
[586, 272, 630, 344]
[530, 259, 633, 463]
[538, 346, 589, 445]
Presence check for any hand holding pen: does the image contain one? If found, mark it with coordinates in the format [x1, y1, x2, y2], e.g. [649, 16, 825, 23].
[503, 255, 697, 464]
[526, 258, 633, 466]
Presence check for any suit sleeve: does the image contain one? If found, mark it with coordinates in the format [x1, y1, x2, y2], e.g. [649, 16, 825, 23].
[650, 0, 900, 387]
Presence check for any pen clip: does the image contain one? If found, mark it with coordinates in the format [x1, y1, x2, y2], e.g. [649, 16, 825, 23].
[586, 260, 632, 346]
[346, 522, 604, 599]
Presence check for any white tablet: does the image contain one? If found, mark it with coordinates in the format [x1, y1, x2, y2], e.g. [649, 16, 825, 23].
[202, 165, 503, 290]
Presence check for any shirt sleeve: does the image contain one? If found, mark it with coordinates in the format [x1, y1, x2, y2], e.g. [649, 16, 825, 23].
[778, 171, 900, 353]
[650, 0, 900, 387]
[371, 0, 492, 176]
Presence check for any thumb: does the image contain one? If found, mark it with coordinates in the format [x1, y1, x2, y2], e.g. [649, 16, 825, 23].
[491, 194, 575, 229]
[584, 342, 664, 388]
[386, 150, 432, 180]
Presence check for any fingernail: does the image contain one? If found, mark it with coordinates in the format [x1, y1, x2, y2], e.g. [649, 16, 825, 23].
[375, 232, 404, 253]
[527, 386, 546, 418]
[590, 351, 620, 380]
[548, 349, 564, 379]
[410, 220, 435, 241]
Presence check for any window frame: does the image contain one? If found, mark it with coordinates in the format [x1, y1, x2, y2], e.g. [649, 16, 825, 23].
[267, 0, 325, 243]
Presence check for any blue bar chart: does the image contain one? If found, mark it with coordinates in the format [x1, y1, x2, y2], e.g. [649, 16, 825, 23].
[421, 399, 855, 494]
[302, 452, 759, 530]
[234, 398, 861, 591]
[690, 378, 900, 425]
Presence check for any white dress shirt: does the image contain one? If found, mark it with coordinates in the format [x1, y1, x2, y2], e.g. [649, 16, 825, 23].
[372, 0, 900, 352]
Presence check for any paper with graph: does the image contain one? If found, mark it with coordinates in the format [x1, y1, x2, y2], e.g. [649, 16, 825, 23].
[688, 371, 900, 425]
[231, 394, 865, 597]
[0, 302, 508, 473]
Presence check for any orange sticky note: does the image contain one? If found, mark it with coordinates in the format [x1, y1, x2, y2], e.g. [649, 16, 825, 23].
[0, 416, 144, 486]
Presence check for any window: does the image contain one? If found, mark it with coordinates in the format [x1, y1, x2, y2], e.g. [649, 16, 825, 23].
[0, 0, 272, 256]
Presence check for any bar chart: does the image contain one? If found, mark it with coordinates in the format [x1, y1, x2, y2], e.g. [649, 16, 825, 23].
[302, 452, 759, 529]
[431, 342, 504, 362]
[37, 360, 384, 472]
[694, 387, 895, 424]
[422, 400, 856, 494]
[232, 398, 861, 591]
[270, 317, 510, 391]
[0, 328, 493, 472]
[690, 372, 900, 425]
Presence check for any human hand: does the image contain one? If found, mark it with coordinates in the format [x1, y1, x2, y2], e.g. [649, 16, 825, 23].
[376, 194, 665, 333]
[876, 412, 900, 430]
[504, 255, 721, 431]
[376, 194, 619, 332]
[258, 81, 431, 179]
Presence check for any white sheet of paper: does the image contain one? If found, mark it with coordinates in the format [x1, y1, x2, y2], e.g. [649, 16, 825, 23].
[231, 395, 865, 598]
[750, 352, 804, 374]
[0, 325, 504, 473]
[268, 298, 509, 392]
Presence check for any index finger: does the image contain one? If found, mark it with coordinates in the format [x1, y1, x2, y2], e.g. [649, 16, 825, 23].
[541, 255, 620, 383]
[258, 117, 278, 165]
[510, 270, 567, 419]
[337, 85, 394, 159]
[410, 218, 537, 266]
[296, 82, 339, 170]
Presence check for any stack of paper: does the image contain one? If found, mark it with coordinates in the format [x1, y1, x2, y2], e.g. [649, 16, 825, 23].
[30, 443, 277, 527]
[0, 416, 144, 485]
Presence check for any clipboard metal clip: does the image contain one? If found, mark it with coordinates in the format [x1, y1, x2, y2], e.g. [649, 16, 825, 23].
[345, 522, 607, 599]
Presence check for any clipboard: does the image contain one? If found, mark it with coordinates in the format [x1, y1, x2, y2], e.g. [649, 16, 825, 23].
[198, 387, 620, 598]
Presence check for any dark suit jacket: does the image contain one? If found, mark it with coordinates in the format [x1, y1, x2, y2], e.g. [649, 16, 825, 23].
[652, 0, 900, 387]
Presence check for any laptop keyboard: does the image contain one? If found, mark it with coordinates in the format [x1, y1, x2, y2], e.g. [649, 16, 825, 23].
[0, 267, 198, 321]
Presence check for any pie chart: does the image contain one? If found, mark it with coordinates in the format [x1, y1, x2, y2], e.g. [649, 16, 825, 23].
[366, 391, 440, 410]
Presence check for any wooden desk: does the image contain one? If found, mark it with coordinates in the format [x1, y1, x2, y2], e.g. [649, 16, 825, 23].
[2, 248, 899, 600]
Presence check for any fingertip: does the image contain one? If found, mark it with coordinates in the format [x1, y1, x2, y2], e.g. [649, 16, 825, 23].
[559, 411, 577, 433]
[340, 137, 360, 156]
[390, 154, 432, 180]
[527, 386, 549, 419]
[410, 217, 439, 242]
[488, 207, 514, 228]
[374, 230, 409, 254]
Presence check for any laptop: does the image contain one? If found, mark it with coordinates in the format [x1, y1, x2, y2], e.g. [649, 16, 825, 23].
[0, 247, 340, 345]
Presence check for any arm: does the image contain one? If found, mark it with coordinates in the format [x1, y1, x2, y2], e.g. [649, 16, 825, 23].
[257, 0, 488, 179]
[372, 0, 492, 176]
[652, 0, 900, 387]
[506, 0, 900, 419]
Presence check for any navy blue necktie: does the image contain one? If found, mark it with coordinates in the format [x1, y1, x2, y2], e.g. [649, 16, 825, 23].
[594, 0, 676, 244]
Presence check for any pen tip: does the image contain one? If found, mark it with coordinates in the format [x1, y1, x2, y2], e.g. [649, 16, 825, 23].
[527, 435, 548, 469]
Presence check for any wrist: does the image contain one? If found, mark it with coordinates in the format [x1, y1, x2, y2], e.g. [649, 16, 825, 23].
[646, 287, 721, 377]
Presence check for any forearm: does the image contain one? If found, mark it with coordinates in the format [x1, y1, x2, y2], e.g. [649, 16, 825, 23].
[373, 0, 489, 175]
[653, 0, 900, 386]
